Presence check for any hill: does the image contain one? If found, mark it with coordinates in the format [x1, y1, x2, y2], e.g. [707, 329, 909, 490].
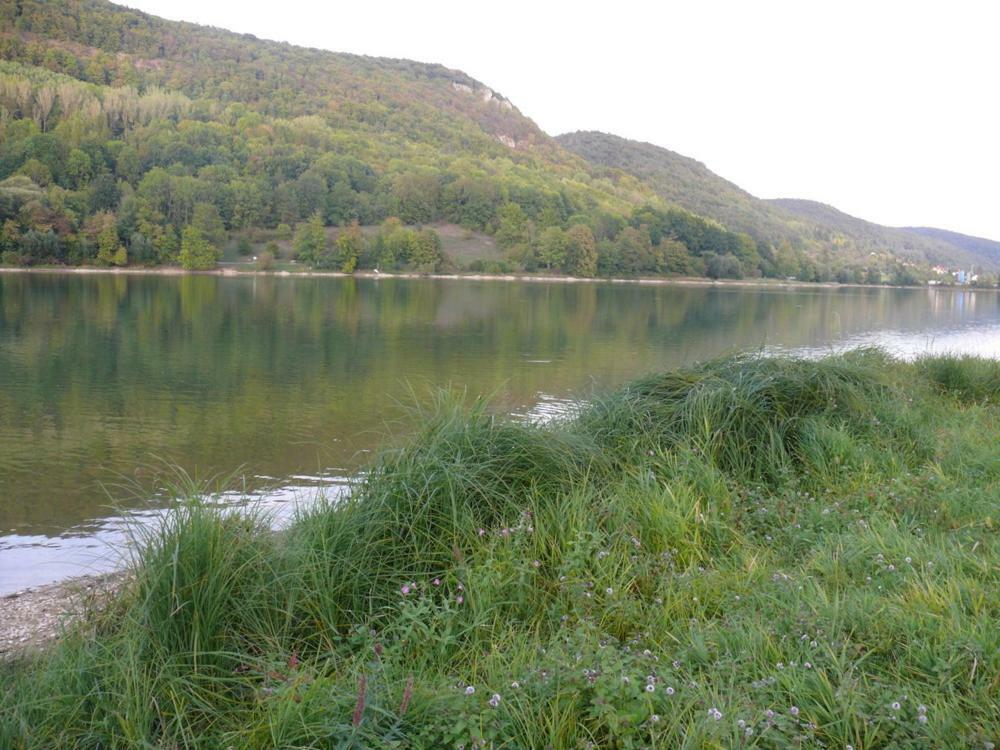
[559, 131, 999, 276]
[1, 2, 996, 284]
[768, 199, 990, 270]
[905, 226, 1000, 268]
[2, 0, 698, 276]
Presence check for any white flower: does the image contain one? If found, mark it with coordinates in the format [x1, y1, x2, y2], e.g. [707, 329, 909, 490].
[649, 714, 660, 723]
[489, 693, 501, 708]
[510, 681, 520, 689]
[891, 701, 901, 711]
[665, 686, 675, 695]
[789, 706, 800, 716]
[708, 707, 722, 720]
[645, 683, 655, 693]
[464, 685, 475, 695]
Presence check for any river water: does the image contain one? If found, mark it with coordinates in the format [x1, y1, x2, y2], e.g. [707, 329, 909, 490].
[2, 273, 998, 593]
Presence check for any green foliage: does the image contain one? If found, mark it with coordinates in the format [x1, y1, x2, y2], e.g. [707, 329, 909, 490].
[3, 353, 999, 747]
[536, 225, 567, 270]
[293, 211, 327, 265]
[564, 224, 598, 277]
[335, 221, 363, 273]
[178, 225, 220, 270]
[0, 0, 993, 284]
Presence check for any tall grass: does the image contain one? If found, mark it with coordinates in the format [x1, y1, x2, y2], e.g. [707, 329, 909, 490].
[2, 351, 998, 748]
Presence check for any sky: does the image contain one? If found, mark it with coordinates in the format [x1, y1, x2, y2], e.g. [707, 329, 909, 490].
[122, 0, 1000, 240]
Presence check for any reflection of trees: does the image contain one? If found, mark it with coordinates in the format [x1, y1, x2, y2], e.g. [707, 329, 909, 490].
[1, 275, 997, 531]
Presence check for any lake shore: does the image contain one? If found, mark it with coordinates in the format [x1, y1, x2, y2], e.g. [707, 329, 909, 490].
[0, 573, 123, 659]
[3, 264, 985, 292]
[3, 352, 998, 747]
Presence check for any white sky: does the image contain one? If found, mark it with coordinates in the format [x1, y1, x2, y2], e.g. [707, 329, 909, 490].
[123, 0, 1000, 240]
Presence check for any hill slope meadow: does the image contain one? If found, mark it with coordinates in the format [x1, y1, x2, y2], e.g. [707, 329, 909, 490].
[2, 351, 999, 748]
[559, 130, 999, 280]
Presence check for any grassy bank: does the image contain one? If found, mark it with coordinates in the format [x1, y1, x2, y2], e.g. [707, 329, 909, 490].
[2, 351, 998, 748]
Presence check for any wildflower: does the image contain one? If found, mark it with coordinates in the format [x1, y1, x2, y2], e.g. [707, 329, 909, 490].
[464, 685, 475, 695]
[353, 675, 367, 728]
[665, 686, 675, 695]
[789, 706, 800, 716]
[917, 715, 928, 724]
[891, 701, 901, 710]
[455, 595, 464, 604]
[708, 707, 722, 720]
[478, 528, 485, 536]
[745, 727, 754, 737]
[605, 587, 614, 595]
[400, 585, 411, 595]
[765, 710, 775, 719]
[622, 676, 630, 684]
[457, 583, 464, 591]
[433, 578, 441, 586]
[489, 693, 501, 708]
[645, 683, 655, 693]
[650, 714, 660, 723]
[399, 675, 414, 716]
[511, 681, 520, 688]
[917, 705, 927, 714]
[905, 556, 912, 564]
[532, 560, 541, 568]
[804, 662, 812, 669]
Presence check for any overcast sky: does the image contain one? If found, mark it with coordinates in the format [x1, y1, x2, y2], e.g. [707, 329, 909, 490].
[123, 0, 999, 240]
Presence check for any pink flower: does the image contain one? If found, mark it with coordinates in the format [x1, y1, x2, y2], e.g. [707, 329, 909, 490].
[401, 585, 410, 595]
[456, 595, 464, 604]
[433, 578, 441, 586]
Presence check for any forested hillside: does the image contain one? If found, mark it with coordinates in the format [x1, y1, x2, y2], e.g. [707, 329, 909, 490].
[0, 0, 759, 279]
[903, 227, 1000, 268]
[1, 1, 996, 284]
[560, 131, 999, 281]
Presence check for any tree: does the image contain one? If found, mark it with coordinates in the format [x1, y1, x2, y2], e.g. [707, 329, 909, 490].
[495, 202, 529, 249]
[294, 211, 327, 265]
[536, 226, 567, 271]
[705, 253, 744, 279]
[564, 225, 597, 277]
[335, 221, 364, 273]
[409, 228, 444, 272]
[191, 202, 226, 247]
[178, 225, 220, 270]
[96, 217, 127, 266]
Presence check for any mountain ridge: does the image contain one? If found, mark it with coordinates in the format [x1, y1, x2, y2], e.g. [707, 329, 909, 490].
[559, 130, 998, 273]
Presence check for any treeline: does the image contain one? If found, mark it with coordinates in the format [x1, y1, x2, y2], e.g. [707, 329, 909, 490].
[0, 0, 963, 285]
[0, 61, 769, 278]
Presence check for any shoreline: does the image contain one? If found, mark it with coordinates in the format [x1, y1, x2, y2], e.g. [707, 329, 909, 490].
[0, 573, 123, 659]
[1, 265, 992, 292]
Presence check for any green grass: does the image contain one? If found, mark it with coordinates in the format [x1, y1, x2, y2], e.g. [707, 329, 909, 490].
[2, 352, 998, 748]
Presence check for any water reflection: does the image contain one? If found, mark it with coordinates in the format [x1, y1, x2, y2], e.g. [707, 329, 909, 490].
[1, 274, 998, 592]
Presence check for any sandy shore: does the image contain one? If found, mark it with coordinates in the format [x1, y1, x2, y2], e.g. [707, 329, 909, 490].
[0, 573, 123, 659]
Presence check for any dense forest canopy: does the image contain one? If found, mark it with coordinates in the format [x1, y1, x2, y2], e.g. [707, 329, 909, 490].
[0, 1, 995, 285]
